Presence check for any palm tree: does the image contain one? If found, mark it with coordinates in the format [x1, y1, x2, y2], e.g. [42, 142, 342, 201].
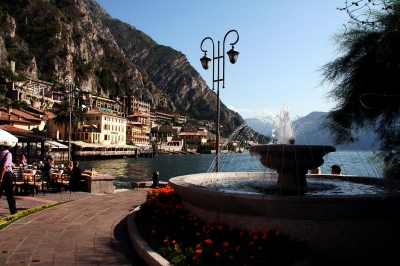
[54, 101, 86, 141]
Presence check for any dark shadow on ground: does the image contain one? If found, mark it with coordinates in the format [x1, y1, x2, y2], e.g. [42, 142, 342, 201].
[112, 214, 147, 266]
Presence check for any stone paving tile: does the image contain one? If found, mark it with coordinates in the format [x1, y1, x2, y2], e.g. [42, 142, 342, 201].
[0, 190, 149, 265]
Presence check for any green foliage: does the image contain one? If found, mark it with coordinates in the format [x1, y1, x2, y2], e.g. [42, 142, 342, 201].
[11, 99, 28, 109]
[0, 84, 7, 96]
[31, 127, 46, 137]
[197, 145, 215, 151]
[321, 0, 400, 179]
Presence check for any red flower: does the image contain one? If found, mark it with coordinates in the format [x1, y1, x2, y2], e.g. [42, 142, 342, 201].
[250, 255, 254, 259]
[236, 246, 240, 252]
[215, 252, 221, 258]
[276, 231, 281, 236]
[258, 246, 263, 250]
[253, 235, 259, 240]
[248, 241, 254, 246]
[195, 249, 202, 254]
[217, 225, 223, 230]
[171, 240, 176, 244]
[204, 239, 213, 245]
[192, 255, 197, 260]
[196, 244, 201, 249]
[163, 239, 168, 243]
[151, 230, 156, 234]
[223, 242, 229, 247]
[239, 230, 245, 237]
[196, 232, 201, 236]
[229, 255, 234, 259]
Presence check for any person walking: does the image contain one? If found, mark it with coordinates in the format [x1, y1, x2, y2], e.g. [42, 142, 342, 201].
[0, 141, 18, 215]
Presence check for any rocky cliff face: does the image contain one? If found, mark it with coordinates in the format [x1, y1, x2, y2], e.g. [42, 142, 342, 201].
[0, 0, 244, 133]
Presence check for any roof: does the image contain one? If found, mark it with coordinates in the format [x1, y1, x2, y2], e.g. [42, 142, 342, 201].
[0, 107, 42, 122]
[0, 125, 31, 133]
[86, 108, 124, 118]
[178, 132, 207, 136]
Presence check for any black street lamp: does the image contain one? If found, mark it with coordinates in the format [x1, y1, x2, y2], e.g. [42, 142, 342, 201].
[200, 30, 240, 172]
[65, 79, 80, 161]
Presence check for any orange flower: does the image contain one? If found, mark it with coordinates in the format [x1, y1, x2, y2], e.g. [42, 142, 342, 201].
[204, 239, 213, 245]
[195, 249, 202, 254]
[253, 235, 259, 240]
[276, 231, 281, 236]
[215, 252, 221, 258]
[196, 244, 201, 249]
[223, 242, 229, 247]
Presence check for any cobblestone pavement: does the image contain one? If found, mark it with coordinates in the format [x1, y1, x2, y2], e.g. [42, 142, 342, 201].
[0, 190, 148, 265]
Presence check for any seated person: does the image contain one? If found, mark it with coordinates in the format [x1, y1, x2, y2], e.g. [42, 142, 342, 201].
[41, 156, 53, 178]
[65, 161, 73, 174]
[20, 154, 28, 167]
[309, 167, 321, 174]
[331, 164, 342, 175]
[72, 161, 90, 191]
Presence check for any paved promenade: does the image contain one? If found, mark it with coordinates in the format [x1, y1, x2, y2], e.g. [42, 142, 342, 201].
[0, 190, 148, 265]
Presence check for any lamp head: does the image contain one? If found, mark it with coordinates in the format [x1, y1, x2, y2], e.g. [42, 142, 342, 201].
[227, 46, 239, 64]
[200, 53, 212, 70]
[74, 87, 80, 97]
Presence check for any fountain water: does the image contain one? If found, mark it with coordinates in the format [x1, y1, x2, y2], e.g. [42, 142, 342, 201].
[169, 104, 400, 259]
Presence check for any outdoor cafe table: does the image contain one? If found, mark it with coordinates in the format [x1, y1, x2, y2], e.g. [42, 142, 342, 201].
[85, 173, 115, 194]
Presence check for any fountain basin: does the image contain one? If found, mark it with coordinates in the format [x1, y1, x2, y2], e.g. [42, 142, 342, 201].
[169, 172, 400, 259]
[249, 144, 336, 193]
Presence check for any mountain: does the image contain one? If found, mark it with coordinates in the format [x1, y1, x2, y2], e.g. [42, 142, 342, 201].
[0, 0, 243, 133]
[246, 112, 380, 150]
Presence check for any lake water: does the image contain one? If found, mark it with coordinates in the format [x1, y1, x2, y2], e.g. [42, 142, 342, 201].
[78, 150, 382, 189]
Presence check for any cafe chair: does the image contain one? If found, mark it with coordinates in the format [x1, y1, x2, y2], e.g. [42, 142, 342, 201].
[12, 168, 26, 195]
[28, 170, 48, 197]
[56, 173, 72, 194]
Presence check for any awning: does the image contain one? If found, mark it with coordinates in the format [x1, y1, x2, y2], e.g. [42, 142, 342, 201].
[45, 140, 68, 149]
[71, 141, 105, 149]
[104, 144, 138, 149]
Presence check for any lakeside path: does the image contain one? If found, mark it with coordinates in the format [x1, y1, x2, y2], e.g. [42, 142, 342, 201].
[0, 190, 148, 265]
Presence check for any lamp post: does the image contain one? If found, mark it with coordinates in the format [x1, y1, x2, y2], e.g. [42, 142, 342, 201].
[200, 30, 240, 172]
[65, 80, 80, 162]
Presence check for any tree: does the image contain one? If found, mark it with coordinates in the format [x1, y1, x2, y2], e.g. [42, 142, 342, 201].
[320, 0, 400, 178]
[54, 101, 86, 141]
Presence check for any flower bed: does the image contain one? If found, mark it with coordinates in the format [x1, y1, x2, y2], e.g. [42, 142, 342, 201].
[135, 185, 309, 265]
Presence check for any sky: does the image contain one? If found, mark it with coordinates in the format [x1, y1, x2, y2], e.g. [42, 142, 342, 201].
[96, 0, 351, 119]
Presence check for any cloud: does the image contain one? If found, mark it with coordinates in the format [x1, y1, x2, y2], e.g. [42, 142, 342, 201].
[255, 108, 279, 118]
[236, 108, 254, 113]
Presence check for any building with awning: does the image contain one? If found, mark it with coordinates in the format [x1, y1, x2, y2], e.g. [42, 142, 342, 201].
[71, 141, 138, 159]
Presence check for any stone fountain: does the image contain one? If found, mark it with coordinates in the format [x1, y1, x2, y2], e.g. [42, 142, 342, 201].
[169, 105, 400, 259]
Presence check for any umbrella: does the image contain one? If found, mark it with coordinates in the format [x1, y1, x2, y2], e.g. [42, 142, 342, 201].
[0, 129, 18, 147]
